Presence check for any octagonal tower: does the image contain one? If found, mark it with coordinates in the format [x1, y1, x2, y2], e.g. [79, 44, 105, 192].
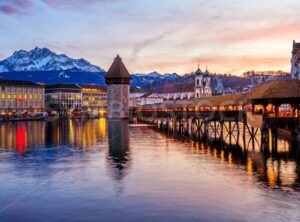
[105, 55, 131, 119]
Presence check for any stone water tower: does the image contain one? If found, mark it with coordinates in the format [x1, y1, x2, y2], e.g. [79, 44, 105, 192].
[105, 55, 131, 119]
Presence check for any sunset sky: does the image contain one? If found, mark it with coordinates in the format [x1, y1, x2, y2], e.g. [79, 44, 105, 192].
[1, 0, 300, 75]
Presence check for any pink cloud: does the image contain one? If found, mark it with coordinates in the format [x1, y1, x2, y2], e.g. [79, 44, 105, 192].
[0, 0, 33, 16]
[42, 0, 120, 9]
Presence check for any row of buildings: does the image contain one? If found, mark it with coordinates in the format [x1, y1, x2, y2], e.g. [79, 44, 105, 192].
[130, 66, 214, 106]
[0, 66, 213, 116]
[0, 80, 107, 116]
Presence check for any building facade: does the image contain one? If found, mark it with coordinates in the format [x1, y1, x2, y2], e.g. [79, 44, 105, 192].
[291, 40, 300, 79]
[45, 84, 82, 115]
[0, 80, 45, 115]
[79, 84, 107, 116]
[194, 66, 212, 98]
[45, 84, 108, 116]
[130, 92, 164, 107]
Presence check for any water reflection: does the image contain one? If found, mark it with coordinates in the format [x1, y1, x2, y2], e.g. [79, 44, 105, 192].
[0, 119, 299, 221]
[107, 120, 131, 195]
[158, 127, 300, 191]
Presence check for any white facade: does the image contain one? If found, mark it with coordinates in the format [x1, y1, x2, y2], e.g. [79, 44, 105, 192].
[130, 93, 164, 107]
[194, 67, 212, 98]
[158, 91, 194, 101]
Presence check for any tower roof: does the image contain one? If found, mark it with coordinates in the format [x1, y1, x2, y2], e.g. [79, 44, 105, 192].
[195, 65, 203, 76]
[204, 67, 210, 77]
[105, 55, 131, 84]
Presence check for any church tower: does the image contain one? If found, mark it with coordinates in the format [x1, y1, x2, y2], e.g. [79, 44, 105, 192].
[105, 55, 131, 119]
[203, 67, 212, 97]
[194, 65, 203, 98]
[194, 66, 212, 98]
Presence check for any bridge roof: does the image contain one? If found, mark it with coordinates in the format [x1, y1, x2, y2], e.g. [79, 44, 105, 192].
[247, 79, 300, 100]
[142, 93, 248, 109]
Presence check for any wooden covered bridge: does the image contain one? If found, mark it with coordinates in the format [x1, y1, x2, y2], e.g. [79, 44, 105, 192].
[134, 80, 300, 148]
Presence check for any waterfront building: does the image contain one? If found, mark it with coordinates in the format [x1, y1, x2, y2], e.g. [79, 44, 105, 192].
[45, 84, 82, 115]
[157, 82, 194, 101]
[79, 84, 107, 116]
[194, 66, 212, 98]
[291, 40, 300, 79]
[0, 80, 45, 115]
[130, 92, 164, 107]
[105, 55, 131, 119]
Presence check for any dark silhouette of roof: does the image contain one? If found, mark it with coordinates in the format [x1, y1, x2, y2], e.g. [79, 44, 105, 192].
[105, 55, 131, 84]
[141, 92, 249, 108]
[0, 79, 44, 87]
[79, 84, 106, 90]
[46, 84, 81, 90]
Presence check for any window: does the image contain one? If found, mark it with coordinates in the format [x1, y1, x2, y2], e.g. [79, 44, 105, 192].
[196, 79, 199, 86]
[1, 86, 5, 92]
[1, 94, 5, 99]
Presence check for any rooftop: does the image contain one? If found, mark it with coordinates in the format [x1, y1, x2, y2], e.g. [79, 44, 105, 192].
[105, 55, 131, 82]
[247, 79, 300, 100]
[78, 84, 106, 90]
[0, 79, 43, 87]
[142, 93, 248, 109]
[45, 84, 81, 90]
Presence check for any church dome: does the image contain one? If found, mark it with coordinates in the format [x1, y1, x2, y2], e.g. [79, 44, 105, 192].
[204, 67, 210, 77]
[195, 66, 203, 76]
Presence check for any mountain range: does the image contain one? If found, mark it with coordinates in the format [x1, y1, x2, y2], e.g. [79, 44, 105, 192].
[0, 47, 230, 92]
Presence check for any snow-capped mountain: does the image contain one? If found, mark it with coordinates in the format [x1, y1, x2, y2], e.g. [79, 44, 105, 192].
[0, 47, 104, 73]
[0, 47, 227, 93]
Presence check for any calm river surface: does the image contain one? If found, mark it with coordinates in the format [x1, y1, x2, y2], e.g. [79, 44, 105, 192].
[0, 119, 299, 222]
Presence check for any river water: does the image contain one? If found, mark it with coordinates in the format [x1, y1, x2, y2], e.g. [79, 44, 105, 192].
[0, 119, 299, 222]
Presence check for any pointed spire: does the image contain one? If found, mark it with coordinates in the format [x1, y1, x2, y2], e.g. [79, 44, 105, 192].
[204, 66, 210, 77]
[105, 55, 131, 85]
[195, 64, 203, 76]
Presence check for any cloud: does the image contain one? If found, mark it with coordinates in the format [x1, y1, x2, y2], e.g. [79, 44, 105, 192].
[0, 0, 33, 15]
[130, 29, 180, 64]
[42, 0, 121, 9]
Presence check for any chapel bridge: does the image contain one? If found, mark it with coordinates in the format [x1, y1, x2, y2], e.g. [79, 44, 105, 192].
[133, 80, 300, 148]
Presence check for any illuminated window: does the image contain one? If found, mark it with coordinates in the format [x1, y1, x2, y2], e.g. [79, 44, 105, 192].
[8, 95, 11, 99]
[1, 94, 5, 99]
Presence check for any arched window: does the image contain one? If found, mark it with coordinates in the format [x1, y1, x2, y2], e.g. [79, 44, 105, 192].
[197, 79, 199, 85]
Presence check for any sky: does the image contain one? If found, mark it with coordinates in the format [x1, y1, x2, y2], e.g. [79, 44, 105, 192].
[0, 0, 300, 75]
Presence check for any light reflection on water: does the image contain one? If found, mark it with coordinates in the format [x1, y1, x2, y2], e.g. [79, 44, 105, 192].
[0, 119, 299, 222]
